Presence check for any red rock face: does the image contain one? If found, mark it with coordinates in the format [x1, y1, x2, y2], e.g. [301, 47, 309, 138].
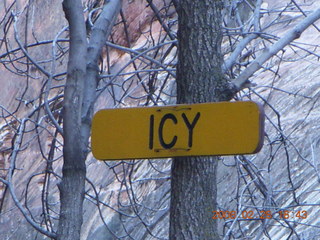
[114, 0, 153, 46]
[112, 0, 173, 46]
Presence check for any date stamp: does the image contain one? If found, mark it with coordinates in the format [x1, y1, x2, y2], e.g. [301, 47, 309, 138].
[212, 210, 308, 220]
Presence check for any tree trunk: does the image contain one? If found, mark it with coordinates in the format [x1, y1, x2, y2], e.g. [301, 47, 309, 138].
[170, 1, 233, 239]
[58, 1, 121, 239]
[58, 0, 87, 239]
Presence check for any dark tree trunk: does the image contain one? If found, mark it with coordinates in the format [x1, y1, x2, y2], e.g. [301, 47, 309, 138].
[170, 1, 233, 239]
[58, 0, 87, 239]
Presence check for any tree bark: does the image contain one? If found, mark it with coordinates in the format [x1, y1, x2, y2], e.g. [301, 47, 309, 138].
[170, 1, 232, 239]
[58, 1, 87, 240]
[58, 1, 121, 239]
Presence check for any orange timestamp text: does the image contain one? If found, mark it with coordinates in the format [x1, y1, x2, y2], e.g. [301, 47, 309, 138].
[212, 210, 308, 220]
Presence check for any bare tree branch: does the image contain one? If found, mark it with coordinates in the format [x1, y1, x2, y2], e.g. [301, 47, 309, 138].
[0, 118, 57, 239]
[232, 7, 320, 90]
[223, 0, 263, 73]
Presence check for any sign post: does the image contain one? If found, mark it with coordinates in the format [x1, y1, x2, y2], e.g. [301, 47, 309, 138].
[91, 101, 264, 160]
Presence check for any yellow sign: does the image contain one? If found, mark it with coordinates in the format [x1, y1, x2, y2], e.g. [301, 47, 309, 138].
[91, 101, 264, 160]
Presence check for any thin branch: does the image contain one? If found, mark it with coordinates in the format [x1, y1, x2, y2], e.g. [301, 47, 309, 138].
[222, 0, 263, 73]
[4, 118, 57, 238]
[12, 13, 51, 77]
[232, 7, 320, 89]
